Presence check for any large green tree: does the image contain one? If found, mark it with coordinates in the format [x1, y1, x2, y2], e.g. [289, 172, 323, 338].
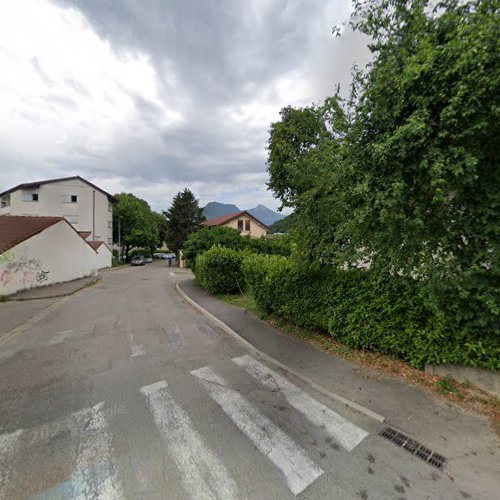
[113, 193, 158, 259]
[267, 0, 499, 340]
[164, 189, 205, 254]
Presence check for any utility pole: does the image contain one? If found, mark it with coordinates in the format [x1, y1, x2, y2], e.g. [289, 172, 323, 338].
[118, 217, 121, 259]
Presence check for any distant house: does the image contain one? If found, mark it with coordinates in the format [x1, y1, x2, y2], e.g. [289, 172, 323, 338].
[0, 176, 118, 246]
[204, 211, 269, 238]
[0, 216, 111, 296]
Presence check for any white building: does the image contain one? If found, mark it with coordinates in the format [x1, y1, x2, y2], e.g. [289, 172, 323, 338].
[0, 216, 111, 296]
[0, 176, 117, 246]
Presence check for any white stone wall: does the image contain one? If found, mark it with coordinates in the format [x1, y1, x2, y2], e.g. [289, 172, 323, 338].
[0, 178, 113, 244]
[0, 220, 99, 296]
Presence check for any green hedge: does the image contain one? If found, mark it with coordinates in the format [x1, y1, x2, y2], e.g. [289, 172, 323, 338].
[183, 226, 290, 270]
[129, 248, 152, 258]
[195, 246, 245, 294]
[242, 255, 499, 370]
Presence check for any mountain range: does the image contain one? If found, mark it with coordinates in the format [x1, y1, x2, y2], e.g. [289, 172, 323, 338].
[202, 201, 285, 227]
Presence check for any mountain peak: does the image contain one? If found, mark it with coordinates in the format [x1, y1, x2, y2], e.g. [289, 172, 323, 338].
[202, 201, 285, 227]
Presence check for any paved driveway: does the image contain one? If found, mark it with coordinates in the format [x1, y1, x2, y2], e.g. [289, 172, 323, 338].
[0, 262, 488, 499]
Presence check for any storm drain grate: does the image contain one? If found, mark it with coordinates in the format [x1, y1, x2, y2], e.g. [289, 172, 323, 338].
[379, 427, 447, 470]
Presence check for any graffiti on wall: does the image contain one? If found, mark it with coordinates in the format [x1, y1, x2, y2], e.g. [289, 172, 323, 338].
[0, 253, 45, 288]
[36, 270, 50, 283]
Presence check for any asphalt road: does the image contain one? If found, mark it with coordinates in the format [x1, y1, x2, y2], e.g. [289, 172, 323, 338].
[0, 263, 486, 499]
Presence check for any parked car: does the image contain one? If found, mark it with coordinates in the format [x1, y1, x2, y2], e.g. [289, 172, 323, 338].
[144, 257, 153, 263]
[131, 256, 145, 266]
[153, 253, 167, 259]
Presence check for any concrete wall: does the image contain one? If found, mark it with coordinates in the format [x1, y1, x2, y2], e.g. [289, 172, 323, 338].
[0, 220, 99, 296]
[425, 364, 500, 398]
[0, 179, 113, 244]
[224, 217, 267, 238]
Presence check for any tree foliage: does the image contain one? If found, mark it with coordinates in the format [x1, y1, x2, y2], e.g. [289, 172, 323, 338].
[165, 189, 205, 254]
[268, 213, 298, 234]
[183, 226, 291, 269]
[113, 193, 159, 258]
[267, 0, 499, 342]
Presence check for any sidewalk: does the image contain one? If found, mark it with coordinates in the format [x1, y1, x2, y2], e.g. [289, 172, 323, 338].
[178, 278, 499, 495]
[4, 274, 101, 301]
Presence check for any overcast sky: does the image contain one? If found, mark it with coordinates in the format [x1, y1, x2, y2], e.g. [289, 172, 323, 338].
[0, 0, 369, 212]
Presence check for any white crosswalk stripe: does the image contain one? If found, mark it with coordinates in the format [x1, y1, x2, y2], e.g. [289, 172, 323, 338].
[68, 402, 123, 499]
[233, 354, 369, 451]
[191, 366, 324, 496]
[0, 403, 123, 499]
[140, 380, 239, 500]
[0, 430, 22, 499]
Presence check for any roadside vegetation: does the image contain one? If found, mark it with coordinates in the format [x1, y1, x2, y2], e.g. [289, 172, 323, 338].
[187, 0, 499, 379]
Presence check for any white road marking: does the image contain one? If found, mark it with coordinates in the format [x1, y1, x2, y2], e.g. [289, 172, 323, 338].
[140, 380, 239, 500]
[0, 430, 22, 499]
[233, 355, 368, 451]
[191, 366, 323, 495]
[164, 326, 186, 348]
[69, 402, 123, 499]
[47, 330, 75, 345]
[129, 334, 146, 357]
[0, 403, 122, 499]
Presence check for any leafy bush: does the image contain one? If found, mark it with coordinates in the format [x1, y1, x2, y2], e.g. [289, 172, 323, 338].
[183, 226, 290, 269]
[129, 247, 152, 258]
[195, 247, 245, 294]
[242, 255, 499, 370]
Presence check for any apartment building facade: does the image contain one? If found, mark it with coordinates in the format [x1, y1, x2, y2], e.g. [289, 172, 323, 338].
[0, 176, 117, 245]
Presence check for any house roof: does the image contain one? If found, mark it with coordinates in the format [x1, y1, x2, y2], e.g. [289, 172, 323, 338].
[78, 231, 91, 240]
[88, 241, 104, 250]
[0, 215, 99, 254]
[204, 211, 269, 230]
[0, 215, 63, 253]
[0, 175, 118, 203]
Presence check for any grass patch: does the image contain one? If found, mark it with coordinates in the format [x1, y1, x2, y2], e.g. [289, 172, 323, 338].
[216, 291, 261, 317]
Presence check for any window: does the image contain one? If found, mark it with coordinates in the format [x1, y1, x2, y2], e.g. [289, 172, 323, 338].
[71, 195, 77, 203]
[64, 214, 79, 224]
[22, 191, 38, 201]
[108, 202, 113, 212]
[108, 237, 113, 245]
[62, 194, 78, 203]
[237, 220, 243, 231]
[0, 194, 10, 208]
[245, 219, 250, 231]
[108, 221, 113, 229]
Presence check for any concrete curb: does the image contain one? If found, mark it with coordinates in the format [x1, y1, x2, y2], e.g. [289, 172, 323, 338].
[176, 280, 385, 423]
[4, 275, 102, 302]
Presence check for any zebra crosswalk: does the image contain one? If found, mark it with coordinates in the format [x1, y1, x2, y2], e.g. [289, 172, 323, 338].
[0, 355, 369, 499]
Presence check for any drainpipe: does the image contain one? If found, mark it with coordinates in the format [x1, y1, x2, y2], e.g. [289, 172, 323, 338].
[92, 190, 96, 241]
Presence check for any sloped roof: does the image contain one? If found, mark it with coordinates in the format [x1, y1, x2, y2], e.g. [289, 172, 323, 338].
[78, 231, 91, 240]
[0, 175, 118, 203]
[204, 211, 269, 230]
[0, 215, 63, 253]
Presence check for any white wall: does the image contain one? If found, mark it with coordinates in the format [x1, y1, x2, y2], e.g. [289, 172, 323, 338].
[0, 220, 99, 296]
[0, 178, 113, 244]
[95, 244, 112, 269]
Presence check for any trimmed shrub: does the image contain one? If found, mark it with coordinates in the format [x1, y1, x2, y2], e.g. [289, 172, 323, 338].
[183, 226, 290, 270]
[195, 247, 244, 294]
[129, 247, 151, 258]
[242, 255, 499, 370]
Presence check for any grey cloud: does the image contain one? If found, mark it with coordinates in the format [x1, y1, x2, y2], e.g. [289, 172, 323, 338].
[3, 0, 365, 210]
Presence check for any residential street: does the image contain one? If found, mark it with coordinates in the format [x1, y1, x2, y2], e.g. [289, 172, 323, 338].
[0, 262, 497, 499]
